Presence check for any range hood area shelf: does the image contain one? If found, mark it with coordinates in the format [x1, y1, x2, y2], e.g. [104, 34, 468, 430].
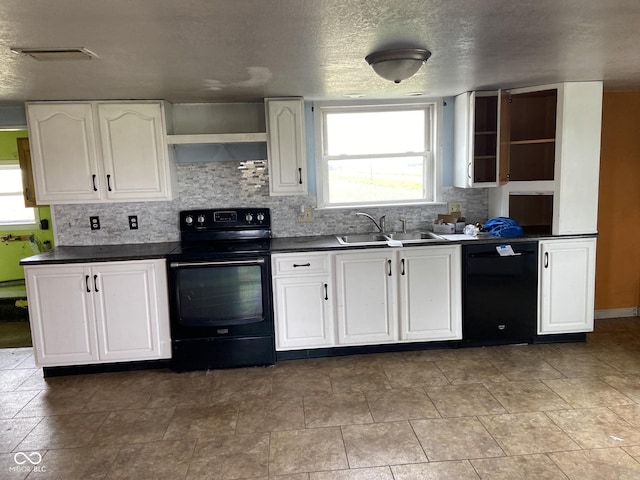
[168, 102, 267, 146]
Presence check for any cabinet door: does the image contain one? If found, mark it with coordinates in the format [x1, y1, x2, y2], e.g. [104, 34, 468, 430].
[399, 246, 462, 341]
[25, 265, 99, 366]
[553, 82, 603, 235]
[335, 251, 396, 345]
[98, 103, 172, 201]
[273, 275, 333, 350]
[539, 239, 596, 334]
[92, 260, 171, 361]
[266, 98, 307, 196]
[26, 103, 101, 203]
[454, 91, 500, 188]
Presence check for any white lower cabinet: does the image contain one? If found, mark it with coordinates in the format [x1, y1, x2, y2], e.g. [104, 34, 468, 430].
[538, 238, 596, 334]
[272, 253, 334, 350]
[334, 246, 462, 346]
[335, 250, 397, 345]
[24, 259, 171, 367]
[399, 246, 462, 341]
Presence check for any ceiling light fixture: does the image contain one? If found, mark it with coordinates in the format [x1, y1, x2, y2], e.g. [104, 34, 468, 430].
[365, 48, 431, 84]
[10, 47, 98, 61]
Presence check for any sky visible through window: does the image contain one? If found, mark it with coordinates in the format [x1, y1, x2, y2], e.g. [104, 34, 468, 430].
[0, 165, 35, 225]
[324, 109, 428, 205]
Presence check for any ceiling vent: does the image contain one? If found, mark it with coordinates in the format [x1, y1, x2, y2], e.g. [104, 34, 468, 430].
[10, 47, 98, 61]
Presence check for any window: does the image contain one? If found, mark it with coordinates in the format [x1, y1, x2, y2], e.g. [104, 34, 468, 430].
[0, 162, 37, 228]
[314, 102, 439, 208]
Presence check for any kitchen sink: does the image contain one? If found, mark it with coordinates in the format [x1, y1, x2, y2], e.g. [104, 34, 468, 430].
[385, 231, 443, 242]
[336, 231, 444, 245]
[336, 233, 388, 245]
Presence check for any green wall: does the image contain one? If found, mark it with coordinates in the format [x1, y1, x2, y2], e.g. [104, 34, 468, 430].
[0, 131, 55, 283]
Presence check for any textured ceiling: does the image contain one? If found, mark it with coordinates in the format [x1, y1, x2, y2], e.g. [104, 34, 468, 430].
[1, 0, 639, 105]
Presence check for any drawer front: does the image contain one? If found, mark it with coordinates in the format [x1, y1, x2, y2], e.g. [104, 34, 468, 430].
[273, 254, 330, 275]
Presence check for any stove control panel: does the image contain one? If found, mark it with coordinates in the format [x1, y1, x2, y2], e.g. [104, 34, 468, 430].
[180, 208, 271, 231]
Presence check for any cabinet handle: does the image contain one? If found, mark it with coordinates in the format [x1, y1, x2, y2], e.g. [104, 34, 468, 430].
[93, 274, 99, 292]
[298, 168, 303, 185]
[467, 162, 472, 180]
[85, 275, 91, 292]
[401, 258, 405, 275]
[544, 252, 549, 268]
[387, 259, 392, 276]
[106, 174, 113, 191]
[324, 283, 328, 300]
[92, 174, 98, 192]
[293, 263, 311, 268]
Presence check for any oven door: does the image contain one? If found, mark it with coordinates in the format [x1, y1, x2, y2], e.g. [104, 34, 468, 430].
[168, 256, 273, 340]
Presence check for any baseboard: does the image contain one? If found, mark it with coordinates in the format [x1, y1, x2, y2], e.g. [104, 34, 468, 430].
[595, 307, 639, 319]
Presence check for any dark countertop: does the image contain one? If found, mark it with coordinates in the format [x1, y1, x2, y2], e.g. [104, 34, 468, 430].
[19, 232, 598, 265]
[19, 242, 180, 266]
[270, 232, 599, 253]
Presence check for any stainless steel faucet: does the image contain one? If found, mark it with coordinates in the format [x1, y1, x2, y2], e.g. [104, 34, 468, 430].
[355, 212, 386, 232]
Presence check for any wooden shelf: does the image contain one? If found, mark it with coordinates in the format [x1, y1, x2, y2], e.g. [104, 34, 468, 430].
[474, 155, 497, 160]
[166, 132, 267, 145]
[510, 138, 555, 145]
[475, 131, 497, 136]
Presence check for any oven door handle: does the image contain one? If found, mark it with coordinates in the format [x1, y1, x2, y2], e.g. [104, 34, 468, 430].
[170, 259, 265, 268]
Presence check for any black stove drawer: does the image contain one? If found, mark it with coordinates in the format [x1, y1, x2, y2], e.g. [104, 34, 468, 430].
[172, 336, 275, 371]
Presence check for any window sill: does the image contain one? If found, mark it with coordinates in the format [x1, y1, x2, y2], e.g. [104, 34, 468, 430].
[0, 223, 39, 232]
[315, 201, 446, 211]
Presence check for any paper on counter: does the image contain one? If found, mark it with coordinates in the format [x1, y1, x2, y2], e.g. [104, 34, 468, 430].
[386, 239, 404, 247]
[440, 234, 479, 241]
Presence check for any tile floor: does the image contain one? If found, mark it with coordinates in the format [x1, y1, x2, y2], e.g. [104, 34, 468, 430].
[3, 318, 640, 478]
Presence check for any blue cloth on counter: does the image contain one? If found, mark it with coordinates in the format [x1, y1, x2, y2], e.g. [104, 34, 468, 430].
[483, 217, 523, 237]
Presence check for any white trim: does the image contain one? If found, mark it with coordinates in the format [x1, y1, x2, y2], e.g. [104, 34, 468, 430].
[313, 99, 441, 209]
[595, 307, 639, 319]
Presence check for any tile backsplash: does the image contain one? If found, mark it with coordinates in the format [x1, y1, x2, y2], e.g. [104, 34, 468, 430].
[53, 161, 488, 246]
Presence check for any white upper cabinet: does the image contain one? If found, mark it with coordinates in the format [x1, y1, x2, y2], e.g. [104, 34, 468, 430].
[552, 83, 603, 235]
[26, 101, 176, 204]
[27, 103, 102, 203]
[265, 98, 307, 196]
[454, 91, 502, 188]
[97, 103, 174, 201]
[488, 82, 603, 235]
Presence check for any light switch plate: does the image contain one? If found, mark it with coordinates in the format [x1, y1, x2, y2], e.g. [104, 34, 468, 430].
[297, 206, 313, 223]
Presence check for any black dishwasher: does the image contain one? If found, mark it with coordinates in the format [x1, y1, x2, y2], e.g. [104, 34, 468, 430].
[462, 242, 538, 346]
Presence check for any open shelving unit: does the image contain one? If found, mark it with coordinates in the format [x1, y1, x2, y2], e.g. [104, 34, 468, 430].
[507, 89, 557, 182]
[166, 132, 267, 145]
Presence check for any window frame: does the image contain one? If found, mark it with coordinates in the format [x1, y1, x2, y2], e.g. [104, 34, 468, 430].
[0, 160, 39, 230]
[313, 99, 442, 209]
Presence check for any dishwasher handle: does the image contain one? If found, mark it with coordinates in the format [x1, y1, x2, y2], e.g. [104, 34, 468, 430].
[468, 250, 535, 259]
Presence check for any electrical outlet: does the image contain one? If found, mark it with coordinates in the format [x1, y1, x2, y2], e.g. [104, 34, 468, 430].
[297, 206, 313, 223]
[90, 216, 100, 230]
[128, 216, 139, 230]
[448, 202, 462, 214]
